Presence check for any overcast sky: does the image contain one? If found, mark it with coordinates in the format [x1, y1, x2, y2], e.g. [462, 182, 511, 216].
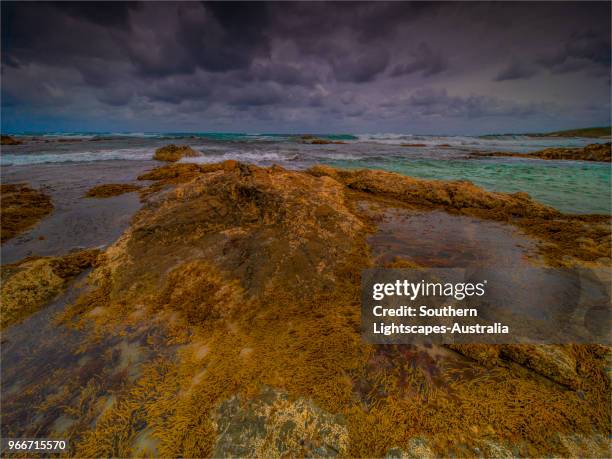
[1, 1, 610, 134]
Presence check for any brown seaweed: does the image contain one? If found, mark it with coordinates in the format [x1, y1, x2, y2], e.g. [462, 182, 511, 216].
[0, 183, 53, 243]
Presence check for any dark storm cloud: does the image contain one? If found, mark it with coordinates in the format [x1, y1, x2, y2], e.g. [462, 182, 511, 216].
[390, 43, 448, 78]
[54, 1, 139, 29]
[538, 30, 611, 75]
[1, 1, 610, 133]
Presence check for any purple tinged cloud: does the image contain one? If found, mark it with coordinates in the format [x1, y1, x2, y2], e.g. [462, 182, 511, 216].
[1, 1, 610, 134]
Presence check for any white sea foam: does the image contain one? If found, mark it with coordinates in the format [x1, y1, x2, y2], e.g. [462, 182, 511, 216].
[180, 150, 299, 164]
[0, 148, 153, 166]
[355, 133, 481, 146]
[353, 133, 608, 151]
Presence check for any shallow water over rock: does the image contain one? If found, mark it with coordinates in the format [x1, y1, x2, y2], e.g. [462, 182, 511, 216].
[361, 206, 610, 397]
[367, 208, 539, 267]
[1, 160, 150, 263]
[0, 271, 174, 441]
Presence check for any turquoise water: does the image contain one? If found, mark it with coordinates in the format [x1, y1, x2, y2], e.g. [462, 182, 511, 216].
[325, 158, 611, 215]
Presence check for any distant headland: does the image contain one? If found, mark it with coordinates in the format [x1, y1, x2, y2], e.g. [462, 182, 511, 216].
[482, 126, 611, 139]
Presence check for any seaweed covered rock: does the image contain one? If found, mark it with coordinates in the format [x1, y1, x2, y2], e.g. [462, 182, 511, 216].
[473, 142, 611, 162]
[298, 135, 346, 145]
[0, 249, 99, 329]
[57, 162, 610, 458]
[73, 161, 365, 314]
[1, 134, 22, 145]
[447, 344, 501, 368]
[308, 165, 558, 219]
[500, 344, 580, 389]
[1, 183, 53, 243]
[448, 344, 581, 389]
[85, 183, 141, 198]
[308, 165, 611, 265]
[212, 387, 348, 457]
[535, 142, 611, 161]
[153, 144, 200, 162]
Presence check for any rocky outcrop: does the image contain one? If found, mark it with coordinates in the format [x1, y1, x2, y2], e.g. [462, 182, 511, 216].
[56, 162, 610, 458]
[1, 184, 53, 243]
[1, 134, 22, 145]
[535, 142, 611, 161]
[308, 165, 610, 266]
[153, 144, 200, 162]
[298, 135, 346, 145]
[473, 142, 611, 162]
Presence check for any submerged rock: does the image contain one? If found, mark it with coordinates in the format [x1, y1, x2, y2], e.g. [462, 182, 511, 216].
[153, 144, 200, 162]
[85, 183, 141, 198]
[0, 183, 53, 243]
[212, 387, 348, 458]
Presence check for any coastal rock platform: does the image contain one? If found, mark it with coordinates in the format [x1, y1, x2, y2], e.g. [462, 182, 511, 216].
[1, 161, 610, 457]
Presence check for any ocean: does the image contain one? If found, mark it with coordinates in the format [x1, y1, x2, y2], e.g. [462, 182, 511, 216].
[1, 132, 610, 214]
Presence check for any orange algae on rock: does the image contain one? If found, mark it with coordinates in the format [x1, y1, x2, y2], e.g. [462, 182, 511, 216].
[298, 134, 347, 144]
[55, 162, 610, 457]
[1, 134, 22, 145]
[472, 142, 611, 162]
[0, 249, 100, 329]
[153, 144, 200, 162]
[308, 165, 611, 266]
[85, 183, 141, 198]
[1, 183, 53, 242]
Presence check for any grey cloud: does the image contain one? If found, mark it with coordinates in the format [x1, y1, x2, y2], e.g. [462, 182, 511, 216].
[246, 61, 320, 87]
[227, 83, 284, 108]
[406, 87, 548, 119]
[332, 50, 390, 83]
[391, 43, 448, 77]
[494, 59, 537, 81]
[96, 85, 134, 106]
